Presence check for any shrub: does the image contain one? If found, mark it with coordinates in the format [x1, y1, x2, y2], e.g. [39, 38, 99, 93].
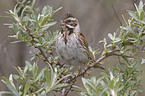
[0, 0, 145, 96]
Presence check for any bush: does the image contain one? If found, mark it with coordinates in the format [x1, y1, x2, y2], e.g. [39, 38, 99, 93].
[0, 0, 145, 96]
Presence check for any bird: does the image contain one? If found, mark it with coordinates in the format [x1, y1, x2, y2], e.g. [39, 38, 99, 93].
[55, 13, 104, 70]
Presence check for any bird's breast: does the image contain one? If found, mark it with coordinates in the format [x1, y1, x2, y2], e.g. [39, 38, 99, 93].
[56, 33, 89, 65]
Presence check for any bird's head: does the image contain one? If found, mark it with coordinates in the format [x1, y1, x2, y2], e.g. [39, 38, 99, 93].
[60, 13, 80, 35]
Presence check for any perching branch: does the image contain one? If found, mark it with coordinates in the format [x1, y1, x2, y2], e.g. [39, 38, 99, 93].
[26, 28, 51, 64]
[63, 49, 132, 95]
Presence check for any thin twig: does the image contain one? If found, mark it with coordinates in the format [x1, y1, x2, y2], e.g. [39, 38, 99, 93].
[112, 4, 122, 26]
[26, 28, 50, 63]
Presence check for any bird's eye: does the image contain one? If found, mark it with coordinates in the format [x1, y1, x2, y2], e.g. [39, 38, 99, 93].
[67, 20, 71, 23]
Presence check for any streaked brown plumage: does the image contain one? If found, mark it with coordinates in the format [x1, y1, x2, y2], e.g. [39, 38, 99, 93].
[55, 13, 104, 69]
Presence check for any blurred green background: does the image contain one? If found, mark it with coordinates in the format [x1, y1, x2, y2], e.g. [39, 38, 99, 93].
[0, 0, 145, 95]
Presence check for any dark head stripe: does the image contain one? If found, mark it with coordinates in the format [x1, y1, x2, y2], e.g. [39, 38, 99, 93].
[62, 13, 74, 20]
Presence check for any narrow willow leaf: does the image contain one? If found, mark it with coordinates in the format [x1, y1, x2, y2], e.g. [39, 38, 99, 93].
[139, 0, 144, 11]
[13, 23, 19, 34]
[108, 33, 114, 40]
[23, 81, 30, 96]
[140, 11, 144, 20]
[35, 68, 45, 81]
[109, 80, 114, 89]
[42, 5, 52, 16]
[41, 21, 57, 31]
[53, 7, 62, 14]
[128, 11, 139, 21]
[1, 77, 20, 96]
[0, 91, 11, 95]
[44, 70, 51, 88]
[51, 83, 68, 91]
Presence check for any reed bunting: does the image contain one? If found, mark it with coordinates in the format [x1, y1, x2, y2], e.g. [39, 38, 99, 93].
[55, 13, 104, 69]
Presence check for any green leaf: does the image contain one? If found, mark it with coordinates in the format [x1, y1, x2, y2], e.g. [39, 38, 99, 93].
[53, 7, 62, 14]
[35, 43, 42, 47]
[82, 78, 92, 95]
[0, 16, 16, 21]
[23, 81, 30, 96]
[41, 21, 57, 31]
[139, 0, 144, 11]
[122, 56, 131, 66]
[33, 63, 38, 77]
[1, 77, 20, 96]
[9, 35, 17, 38]
[31, 0, 36, 8]
[110, 71, 114, 80]
[124, 81, 136, 89]
[24, 64, 28, 73]
[88, 46, 93, 53]
[0, 91, 11, 95]
[132, 46, 136, 53]
[13, 23, 19, 34]
[44, 69, 51, 88]
[101, 72, 109, 83]
[114, 37, 121, 43]
[140, 11, 144, 20]
[42, 5, 52, 16]
[35, 68, 45, 81]
[16, 32, 23, 40]
[114, 81, 120, 92]
[39, 91, 46, 96]
[130, 90, 137, 96]
[41, 15, 51, 25]
[132, 71, 142, 78]
[126, 26, 138, 38]
[51, 83, 68, 90]
[13, 74, 23, 82]
[128, 11, 139, 21]
[25, 61, 32, 69]
[108, 33, 114, 40]
[13, 66, 22, 76]
[132, 61, 141, 72]
[109, 80, 114, 89]
[134, 4, 140, 16]
[20, 6, 30, 21]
